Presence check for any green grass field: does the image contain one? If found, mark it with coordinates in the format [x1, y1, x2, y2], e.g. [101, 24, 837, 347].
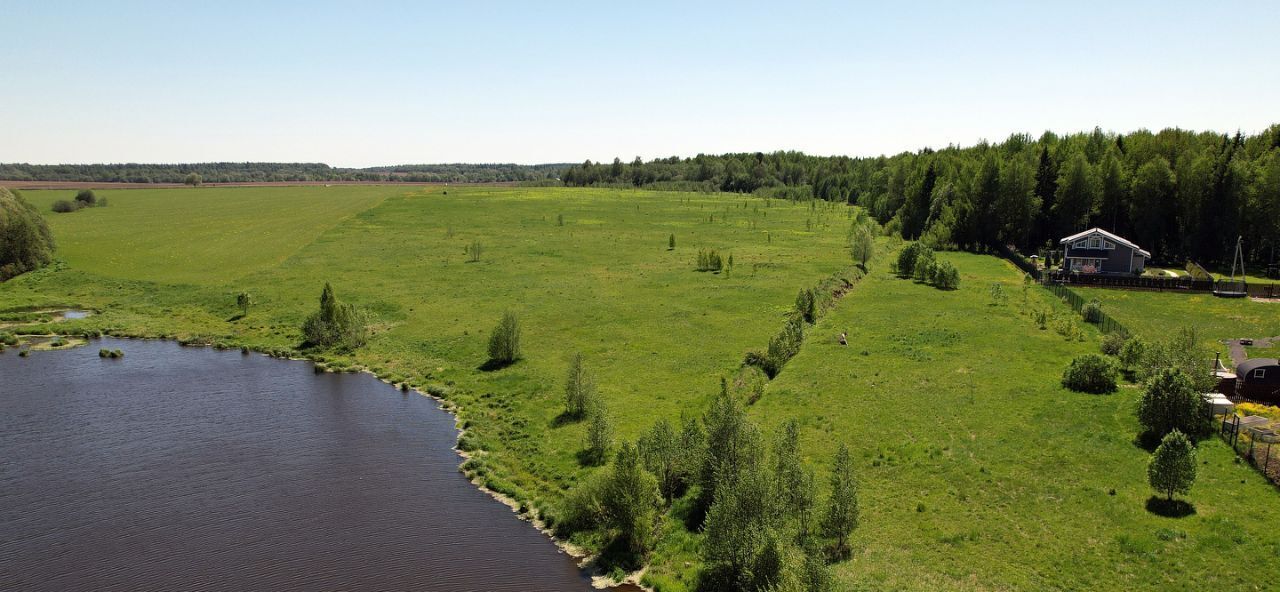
[20, 186, 392, 285]
[5, 185, 1279, 591]
[747, 253, 1280, 591]
[1071, 287, 1280, 346]
[0, 184, 854, 518]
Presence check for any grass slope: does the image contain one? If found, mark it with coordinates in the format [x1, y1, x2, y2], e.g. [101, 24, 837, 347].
[749, 253, 1280, 591]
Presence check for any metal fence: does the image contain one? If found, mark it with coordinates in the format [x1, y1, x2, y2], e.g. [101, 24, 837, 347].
[1220, 414, 1280, 485]
[1043, 283, 1128, 335]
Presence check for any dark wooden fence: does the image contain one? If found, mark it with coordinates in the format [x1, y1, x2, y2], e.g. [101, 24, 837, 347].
[1043, 271, 1214, 292]
[1043, 271, 1279, 298]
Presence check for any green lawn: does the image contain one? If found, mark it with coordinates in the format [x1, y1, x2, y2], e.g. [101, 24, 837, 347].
[749, 253, 1280, 591]
[1072, 287, 1280, 346]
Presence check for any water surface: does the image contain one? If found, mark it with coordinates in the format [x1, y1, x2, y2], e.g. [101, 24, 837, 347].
[0, 338, 601, 591]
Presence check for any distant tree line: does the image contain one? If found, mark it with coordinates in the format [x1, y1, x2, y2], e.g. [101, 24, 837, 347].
[561, 125, 1280, 265]
[0, 162, 569, 184]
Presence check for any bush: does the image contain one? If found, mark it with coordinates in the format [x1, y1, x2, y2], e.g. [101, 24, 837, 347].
[697, 248, 724, 272]
[0, 187, 56, 280]
[795, 288, 817, 323]
[74, 189, 97, 206]
[301, 283, 369, 349]
[896, 242, 926, 277]
[1062, 354, 1118, 393]
[762, 317, 805, 378]
[487, 311, 522, 364]
[0, 332, 17, 346]
[1081, 299, 1103, 323]
[466, 240, 484, 262]
[933, 261, 960, 289]
[1118, 337, 1146, 370]
[1137, 368, 1207, 440]
[1101, 331, 1128, 356]
[52, 199, 82, 213]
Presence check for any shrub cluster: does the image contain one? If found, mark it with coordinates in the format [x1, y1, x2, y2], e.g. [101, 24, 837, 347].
[1062, 353, 1118, 393]
[486, 311, 521, 364]
[1100, 331, 1129, 356]
[697, 248, 724, 272]
[98, 348, 124, 358]
[1081, 299, 1104, 323]
[556, 391, 850, 588]
[52, 190, 108, 213]
[301, 283, 369, 349]
[896, 243, 959, 289]
[1, 187, 56, 280]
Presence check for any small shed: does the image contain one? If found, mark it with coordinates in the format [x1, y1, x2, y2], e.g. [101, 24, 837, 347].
[1236, 358, 1280, 403]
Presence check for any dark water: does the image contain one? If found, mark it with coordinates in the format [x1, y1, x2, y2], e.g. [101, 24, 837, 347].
[0, 338, 605, 592]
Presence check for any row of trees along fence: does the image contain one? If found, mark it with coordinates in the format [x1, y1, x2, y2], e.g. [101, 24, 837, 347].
[1219, 414, 1280, 485]
[997, 244, 1041, 280]
[1043, 283, 1128, 335]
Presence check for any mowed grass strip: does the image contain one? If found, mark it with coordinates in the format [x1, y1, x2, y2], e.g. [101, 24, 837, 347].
[20, 186, 397, 285]
[747, 253, 1280, 592]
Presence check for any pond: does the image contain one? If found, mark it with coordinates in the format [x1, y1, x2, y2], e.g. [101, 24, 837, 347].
[0, 338, 615, 591]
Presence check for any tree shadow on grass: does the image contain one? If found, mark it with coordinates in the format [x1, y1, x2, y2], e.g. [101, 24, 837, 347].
[551, 411, 582, 428]
[1146, 496, 1196, 518]
[225, 313, 245, 322]
[477, 358, 516, 372]
[576, 448, 607, 468]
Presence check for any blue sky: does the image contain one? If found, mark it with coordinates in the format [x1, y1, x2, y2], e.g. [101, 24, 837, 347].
[2, 1, 1277, 167]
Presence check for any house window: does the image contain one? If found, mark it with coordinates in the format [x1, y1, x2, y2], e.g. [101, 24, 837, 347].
[1089, 237, 1101, 248]
[1256, 369, 1267, 379]
[1104, 241, 1115, 249]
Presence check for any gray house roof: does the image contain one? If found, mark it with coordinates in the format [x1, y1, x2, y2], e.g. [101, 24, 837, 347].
[1060, 228, 1152, 258]
[1237, 358, 1280, 374]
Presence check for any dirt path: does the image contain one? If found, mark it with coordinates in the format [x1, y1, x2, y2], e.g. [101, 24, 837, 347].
[1224, 336, 1280, 366]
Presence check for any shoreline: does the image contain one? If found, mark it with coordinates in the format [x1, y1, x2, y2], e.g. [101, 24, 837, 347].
[11, 329, 651, 592]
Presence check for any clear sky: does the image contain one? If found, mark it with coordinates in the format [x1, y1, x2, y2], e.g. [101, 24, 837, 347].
[2, 1, 1277, 167]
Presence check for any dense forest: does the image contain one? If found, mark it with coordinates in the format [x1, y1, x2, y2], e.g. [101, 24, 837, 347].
[0, 162, 567, 184]
[562, 126, 1280, 265]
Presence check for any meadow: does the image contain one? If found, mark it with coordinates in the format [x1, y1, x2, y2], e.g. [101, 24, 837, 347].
[744, 253, 1280, 591]
[4, 185, 1280, 591]
[0, 185, 853, 518]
